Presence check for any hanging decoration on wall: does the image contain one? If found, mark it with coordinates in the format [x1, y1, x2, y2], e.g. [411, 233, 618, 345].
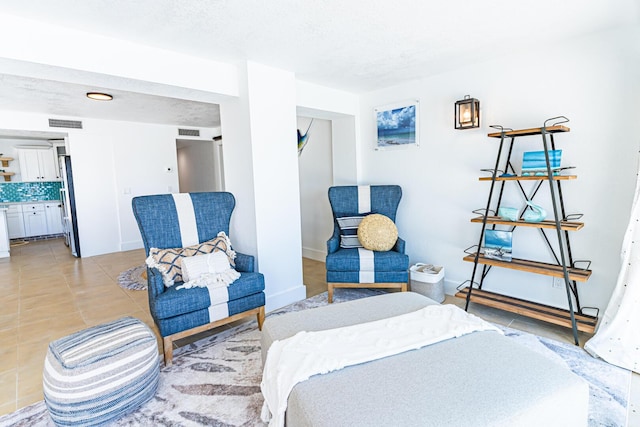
[297, 119, 314, 156]
[374, 99, 420, 150]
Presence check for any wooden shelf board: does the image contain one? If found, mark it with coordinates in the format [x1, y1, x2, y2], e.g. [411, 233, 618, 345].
[0, 172, 15, 182]
[455, 287, 597, 333]
[487, 125, 570, 138]
[471, 216, 584, 231]
[463, 253, 592, 282]
[479, 175, 576, 182]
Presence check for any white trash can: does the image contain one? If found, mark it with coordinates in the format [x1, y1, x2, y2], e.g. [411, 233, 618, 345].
[409, 263, 445, 303]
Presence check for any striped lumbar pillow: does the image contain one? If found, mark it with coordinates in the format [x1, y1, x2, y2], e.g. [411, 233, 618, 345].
[336, 214, 369, 249]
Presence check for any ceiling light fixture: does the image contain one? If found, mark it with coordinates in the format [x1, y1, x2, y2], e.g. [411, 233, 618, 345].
[86, 92, 113, 101]
[454, 95, 480, 129]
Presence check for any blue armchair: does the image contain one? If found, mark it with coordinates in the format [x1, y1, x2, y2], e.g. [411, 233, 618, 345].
[132, 192, 265, 366]
[326, 185, 409, 302]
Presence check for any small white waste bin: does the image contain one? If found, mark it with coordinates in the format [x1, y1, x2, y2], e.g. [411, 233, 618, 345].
[409, 263, 445, 303]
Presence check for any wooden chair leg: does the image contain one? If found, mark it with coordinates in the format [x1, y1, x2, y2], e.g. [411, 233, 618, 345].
[257, 306, 265, 330]
[328, 284, 334, 303]
[401, 283, 408, 292]
[163, 336, 173, 367]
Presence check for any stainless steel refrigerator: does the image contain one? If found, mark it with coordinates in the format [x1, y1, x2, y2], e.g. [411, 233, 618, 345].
[59, 155, 81, 257]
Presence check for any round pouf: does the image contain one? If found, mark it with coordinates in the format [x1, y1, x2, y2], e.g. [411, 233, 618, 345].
[357, 213, 398, 251]
[43, 317, 160, 426]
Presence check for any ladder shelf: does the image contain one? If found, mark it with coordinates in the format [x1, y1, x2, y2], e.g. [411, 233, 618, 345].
[458, 116, 595, 345]
[455, 287, 597, 333]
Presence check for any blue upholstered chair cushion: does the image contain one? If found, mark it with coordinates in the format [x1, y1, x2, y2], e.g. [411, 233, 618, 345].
[151, 272, 265, 320]
[326, 248, 409, 272]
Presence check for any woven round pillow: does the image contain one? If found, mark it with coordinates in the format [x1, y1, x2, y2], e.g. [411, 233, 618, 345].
[357, 213, 398, 251]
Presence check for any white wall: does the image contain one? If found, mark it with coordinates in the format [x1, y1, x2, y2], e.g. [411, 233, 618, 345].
[358, 25, 640, 312]
[221, 62, 307, 311]
[247, 62, 306, 309]
[298, 117, 334, 261]
[0, 110, 219, 256]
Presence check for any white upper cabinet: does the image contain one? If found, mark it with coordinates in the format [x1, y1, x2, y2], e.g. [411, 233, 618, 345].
[18, 148, 60, 182]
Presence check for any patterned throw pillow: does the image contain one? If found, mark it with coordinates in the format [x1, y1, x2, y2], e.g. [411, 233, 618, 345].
[146, 231, 236, 287]
[336, 214, 369, 249]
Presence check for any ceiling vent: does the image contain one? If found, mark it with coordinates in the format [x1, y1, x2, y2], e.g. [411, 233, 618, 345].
[178, 128, 200, 137]
[49, 119, 83, 129]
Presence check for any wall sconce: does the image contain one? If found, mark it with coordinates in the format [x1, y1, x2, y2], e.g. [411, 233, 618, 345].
[454, 95, 480, 129]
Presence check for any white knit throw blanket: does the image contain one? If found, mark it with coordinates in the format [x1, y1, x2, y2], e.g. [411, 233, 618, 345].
[260, 304, 502, 426]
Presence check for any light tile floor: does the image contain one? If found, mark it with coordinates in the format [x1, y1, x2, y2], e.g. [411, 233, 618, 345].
[0, 242, 637, 425]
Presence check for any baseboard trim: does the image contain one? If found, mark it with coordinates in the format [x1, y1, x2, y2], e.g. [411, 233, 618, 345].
[444, 278, 458, 296]
[121, 240, 144, 252]
[302, 247, 325, 262]
[265, 284, 307, 313]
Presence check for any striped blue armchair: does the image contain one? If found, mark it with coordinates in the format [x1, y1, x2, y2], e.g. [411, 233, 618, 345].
[132, 192, 265, 366]
[326, 185, 409, 302]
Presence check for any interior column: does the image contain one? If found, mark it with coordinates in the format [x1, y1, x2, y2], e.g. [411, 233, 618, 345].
[220, 61, 306, 311]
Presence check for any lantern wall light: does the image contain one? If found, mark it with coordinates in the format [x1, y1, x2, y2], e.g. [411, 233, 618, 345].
[454, 95, 480, 129]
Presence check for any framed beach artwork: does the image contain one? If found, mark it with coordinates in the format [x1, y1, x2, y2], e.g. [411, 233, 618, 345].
[374, 99, 420, 150]
[483, 230, 513, 262]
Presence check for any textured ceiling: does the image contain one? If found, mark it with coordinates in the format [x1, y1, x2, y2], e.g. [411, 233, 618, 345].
[0, 0, 638, 129]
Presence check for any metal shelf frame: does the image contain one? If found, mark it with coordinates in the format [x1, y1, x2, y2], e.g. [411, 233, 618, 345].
[463, 116, 592, 345]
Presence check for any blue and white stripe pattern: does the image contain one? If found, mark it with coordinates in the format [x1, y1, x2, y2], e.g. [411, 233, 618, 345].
[172, 193, 199, 247]
[132, 192, 266, 339]
[43, 317, 160, 426]
[356, 186, 375, 283]
[326, 185, 409, 285]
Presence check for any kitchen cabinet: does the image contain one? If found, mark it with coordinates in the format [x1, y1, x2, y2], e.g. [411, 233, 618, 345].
[18, 148, 60, 182]
[6, 202, 64, 238]
[45, 202, 64, 234]
[6, 204, 25, 239]
[23, 203, 47, 237]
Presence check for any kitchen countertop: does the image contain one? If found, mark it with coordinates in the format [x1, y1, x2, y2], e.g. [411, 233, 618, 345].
[0, 200, 61, 206]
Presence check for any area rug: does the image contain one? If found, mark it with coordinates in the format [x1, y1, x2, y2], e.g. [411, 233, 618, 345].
[117, 265, 147, 290]
[0, 289, 630, 427]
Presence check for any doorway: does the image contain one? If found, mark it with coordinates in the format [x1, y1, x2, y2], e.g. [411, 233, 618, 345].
[176, 138, 225, 192]
[297, 117, 334, 261]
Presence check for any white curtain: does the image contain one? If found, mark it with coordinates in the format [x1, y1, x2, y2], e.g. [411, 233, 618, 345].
[584, 169, 640, 373]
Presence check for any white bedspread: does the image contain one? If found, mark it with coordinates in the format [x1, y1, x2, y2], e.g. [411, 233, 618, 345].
[260, 303, 502, 426]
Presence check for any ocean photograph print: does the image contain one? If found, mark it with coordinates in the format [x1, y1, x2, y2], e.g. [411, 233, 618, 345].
[374, 99, 419, 150]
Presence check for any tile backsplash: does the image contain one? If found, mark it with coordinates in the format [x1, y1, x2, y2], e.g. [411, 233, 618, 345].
[0, 181, 62, 202]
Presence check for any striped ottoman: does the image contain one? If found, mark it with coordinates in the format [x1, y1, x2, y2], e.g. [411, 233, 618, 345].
[43, 317, 160, 426]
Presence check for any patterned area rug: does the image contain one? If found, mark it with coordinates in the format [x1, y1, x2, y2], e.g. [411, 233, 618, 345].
[0, 289, 630, 427]
[117, 265, 147, 291]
